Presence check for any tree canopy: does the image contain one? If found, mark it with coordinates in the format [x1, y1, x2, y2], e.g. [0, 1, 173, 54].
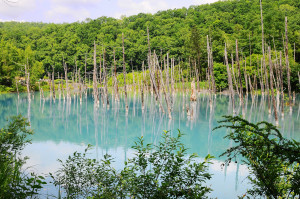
[0, 0, 299, 91]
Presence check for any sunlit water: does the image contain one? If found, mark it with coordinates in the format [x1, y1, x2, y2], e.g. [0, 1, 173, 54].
[0, 90, 299, 198]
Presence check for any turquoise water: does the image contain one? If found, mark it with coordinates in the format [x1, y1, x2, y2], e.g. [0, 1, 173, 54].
[0, 91, 299, 198]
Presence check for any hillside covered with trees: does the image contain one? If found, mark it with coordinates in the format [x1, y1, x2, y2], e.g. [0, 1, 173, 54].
[0, 0, 299, 92]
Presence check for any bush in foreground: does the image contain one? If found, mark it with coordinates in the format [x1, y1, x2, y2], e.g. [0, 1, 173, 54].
[50, 131, 213, 199]
[0, 115, 46, 199]
[215, 116, 300, 198]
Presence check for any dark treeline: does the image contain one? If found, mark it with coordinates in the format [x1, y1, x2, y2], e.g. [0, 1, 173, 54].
[0, 0, 299, 92]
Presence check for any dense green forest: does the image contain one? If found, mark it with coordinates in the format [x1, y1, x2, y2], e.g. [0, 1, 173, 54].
[0, 0, 299, 92]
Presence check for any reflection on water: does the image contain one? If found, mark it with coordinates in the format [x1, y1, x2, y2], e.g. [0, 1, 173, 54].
[0, 91, 299, 198]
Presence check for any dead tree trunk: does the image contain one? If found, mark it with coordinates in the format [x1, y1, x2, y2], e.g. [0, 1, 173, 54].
[210, 38, 216, 93]
[99, 49, 102, 86]
[231, 54, 239, 95]
[147, 26, 154, 96]
[171, 58, 175, 95]
[248, 76, 254, 96]
[16, 79, 19, 97]
[260, 0, 268, 96]
[48, 72, 52, 96]
[63, 57, 69, 99]
[225, 43, 235, 111]
[25, 58, 30, 95]
[122, 33, 128, 113]
[157, 56, 172, 119]
[243, 58, 249, 96]
[52, 65, 55, 101]
[279, 52, 284, 118]
[264, 55, 271, 115]
[166, 53, 170, 93]
[93, 41, 98, 98]
[155, 53, 160, 94]
[103, 48, 109, 108]
[207, 35, 216, 93]
[254, 74, 258, 92]
[260, 58, 265, 95]
[268, 46, 278, 125]
[141, 62, 145, 110]
[236, 40, 243, 103]
[285, 17, 292, 108]
[78, 69, 82, 103]
[85, 54, 87, 87]
[190, 78, 197, 101]
[113, 48, 119, 102]
[150, 53, 164, 113]
[57, 72, 60, 100]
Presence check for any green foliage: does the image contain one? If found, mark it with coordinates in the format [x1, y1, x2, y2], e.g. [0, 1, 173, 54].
[0, 115, 46, 199]
[215, 116, 300, 198]
[51, 130, 213, 198]
[50, 144, 121, 198]
[0, 0, 299, 92]
[213, 62, 228, 91]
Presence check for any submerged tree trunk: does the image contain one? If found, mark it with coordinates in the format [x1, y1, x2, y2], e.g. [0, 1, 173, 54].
[243, 58, 249, 96]
[16, 78, 19, 97]
[157, 56, 172, 119]
[231, 54, 239, 95]
[63, 57, 69, 99]
[268, 46, 278, 125]
[260, 0, 268, 95]
[93, 41, 98, 99]
[207, 35, 216, 93]
[225, 43, 235, 112]
[85, 53, 87, 88]
[236, 40, 243, 103]
[78, 68, 82, 104]
[141, 61, 146, 110]
[166, 53, 170, 93]
[151, 52, 165, 113]
[122, 33, 128, 113]
[285, 17, 292, 108]
[113, 48, 119, 102]
[279, 52, 284, 118]
[103, 48, 109, 108]
[260, 58, 265, 95]
[190, 78, 197, 101]
[52, 65, 55, 101]
[25, 58, 30, 101]
[147, 26, 154, 96]
[171, 58, 175, 95]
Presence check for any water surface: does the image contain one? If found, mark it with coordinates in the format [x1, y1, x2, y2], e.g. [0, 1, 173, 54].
[0, 91, 299, 198]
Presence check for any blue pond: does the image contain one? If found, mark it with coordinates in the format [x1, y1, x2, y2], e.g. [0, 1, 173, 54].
[0, 91, 299, 198]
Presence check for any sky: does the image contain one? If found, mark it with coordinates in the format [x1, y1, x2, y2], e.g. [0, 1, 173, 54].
[0, 0, 219, 23]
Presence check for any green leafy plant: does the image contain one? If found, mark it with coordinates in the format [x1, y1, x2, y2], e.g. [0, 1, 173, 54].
[0, 115, 46, 199]
[49, 144, 121, 198]
[215, 115, 300, 198]
[125, 130, 213, 199]
[51, 130, 213, 198]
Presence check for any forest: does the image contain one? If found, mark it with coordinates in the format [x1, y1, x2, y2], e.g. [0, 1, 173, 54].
[0, 0, 299, 93]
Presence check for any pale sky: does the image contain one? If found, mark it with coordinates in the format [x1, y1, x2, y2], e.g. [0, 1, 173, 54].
[0, 0, 219, 23]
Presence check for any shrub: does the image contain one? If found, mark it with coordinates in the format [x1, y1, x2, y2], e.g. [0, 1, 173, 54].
[0, 115, 46, 199]
[215, 116, 300, 198]
[51, 130, 213, 199]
